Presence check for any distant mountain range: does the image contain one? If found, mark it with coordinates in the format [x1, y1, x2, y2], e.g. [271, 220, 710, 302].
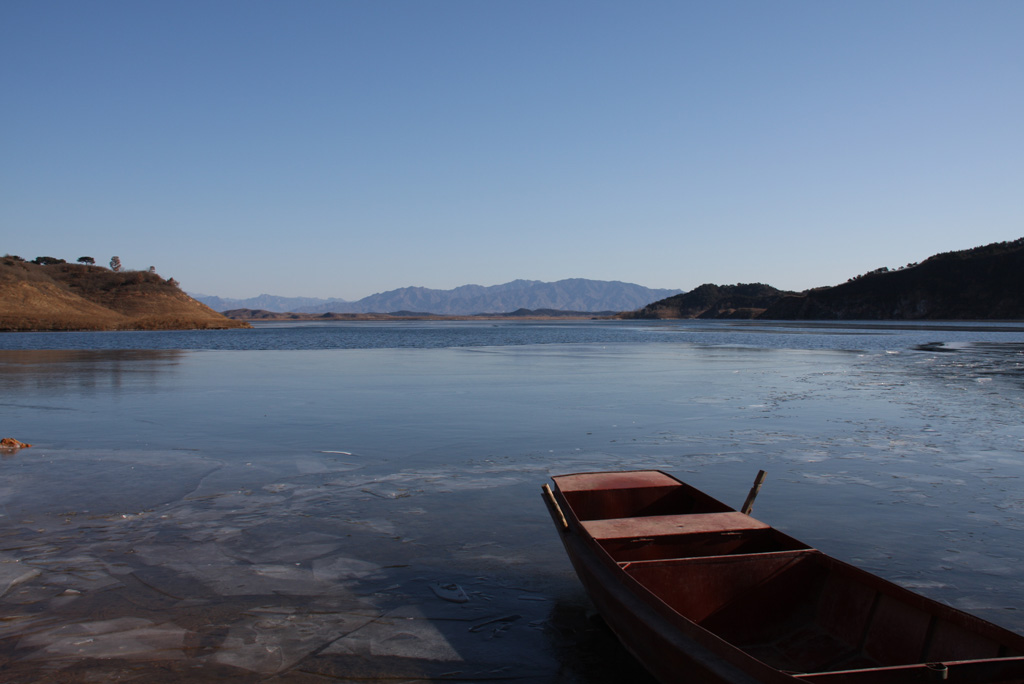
[196, 236, 1024, 321]
[8, 238, 1021, 329]
[190, 293, 348, 314]
[192, 279, 682, 316]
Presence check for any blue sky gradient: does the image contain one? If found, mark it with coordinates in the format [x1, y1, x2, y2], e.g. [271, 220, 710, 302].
[3, 1, 1022, 298]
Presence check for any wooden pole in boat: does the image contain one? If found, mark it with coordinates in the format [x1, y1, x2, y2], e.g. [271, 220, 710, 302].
[741, 470, 767, 515]
[542, 484, 569, 531]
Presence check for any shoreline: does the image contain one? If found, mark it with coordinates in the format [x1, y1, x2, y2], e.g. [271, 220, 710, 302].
[221, 309, 621, 322]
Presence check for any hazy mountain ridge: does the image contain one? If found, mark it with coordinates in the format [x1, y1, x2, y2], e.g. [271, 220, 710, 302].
[195, 279, 681, 315]
[190, 294, 350, 313]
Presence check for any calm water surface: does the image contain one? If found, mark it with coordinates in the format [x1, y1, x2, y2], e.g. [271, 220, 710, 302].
[1, 320, 1023, 682]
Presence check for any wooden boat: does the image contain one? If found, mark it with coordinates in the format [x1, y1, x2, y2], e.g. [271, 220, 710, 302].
[542, 470, 1024, 683]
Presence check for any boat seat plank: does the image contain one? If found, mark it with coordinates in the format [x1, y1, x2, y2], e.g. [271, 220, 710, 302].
[581, 511, 769, 540]
[554, 470, 680, 492]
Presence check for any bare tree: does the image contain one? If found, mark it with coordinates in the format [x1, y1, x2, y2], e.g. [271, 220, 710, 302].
[110, 256, 122, 272]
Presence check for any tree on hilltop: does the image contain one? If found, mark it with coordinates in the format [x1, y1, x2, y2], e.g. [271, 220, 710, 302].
[77, 256, 95, 265]
[110, 256, 122, 272]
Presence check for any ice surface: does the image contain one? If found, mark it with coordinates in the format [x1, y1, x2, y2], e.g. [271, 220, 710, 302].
[2, 332, 1024, 681]
[430, 582, 469, 603]
[322, 605, 463, 661]
[19, 617, 187, 660]
[213, 603, 381, 673]
[0, 554, 42, 597]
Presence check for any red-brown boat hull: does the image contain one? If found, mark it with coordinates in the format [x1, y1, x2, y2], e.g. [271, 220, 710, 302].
[544, 470, 1024, 684]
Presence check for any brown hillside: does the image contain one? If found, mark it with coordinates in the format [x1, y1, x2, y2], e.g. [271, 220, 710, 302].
[1, 258, 250, 331]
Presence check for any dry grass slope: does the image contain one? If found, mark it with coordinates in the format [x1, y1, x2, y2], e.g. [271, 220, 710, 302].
[0, 258, 250, 331]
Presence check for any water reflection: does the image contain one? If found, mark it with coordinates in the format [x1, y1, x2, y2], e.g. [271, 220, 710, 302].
[3, 319, 1024, 352]
[0, 350, 184, 395]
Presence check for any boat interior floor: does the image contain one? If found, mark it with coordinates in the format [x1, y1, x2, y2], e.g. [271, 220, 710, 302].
[593, 524, 1022, 677]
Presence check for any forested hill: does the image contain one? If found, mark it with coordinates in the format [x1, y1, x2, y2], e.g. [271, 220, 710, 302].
[761, 238, 1024, 320]
[626, 238, 1024, 320]
[621, 283, 791, 319]
[1, 256, 250, 331]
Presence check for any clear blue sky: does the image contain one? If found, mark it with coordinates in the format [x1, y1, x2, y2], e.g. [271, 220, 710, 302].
[3, 1, 1022, 299]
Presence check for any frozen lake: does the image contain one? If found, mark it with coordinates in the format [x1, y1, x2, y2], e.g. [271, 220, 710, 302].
[1, 321, 1023, 682]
